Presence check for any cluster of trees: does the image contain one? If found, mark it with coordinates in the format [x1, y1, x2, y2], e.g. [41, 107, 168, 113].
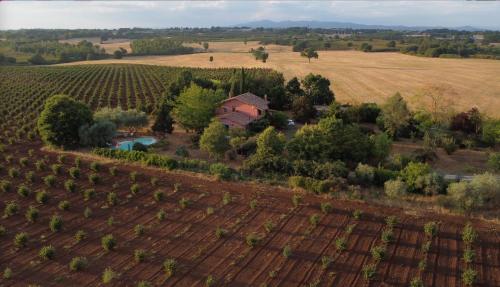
[37, 95, 148, 149]
[130, 38, 194, 56]
[250, 47, 269, 62]
[16, 40, 107, 64]
[401, 37, 500, 59]
[0, 53, 16, 65]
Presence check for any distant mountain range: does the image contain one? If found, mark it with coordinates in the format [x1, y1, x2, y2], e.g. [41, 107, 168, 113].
[235, 20, 489, 32]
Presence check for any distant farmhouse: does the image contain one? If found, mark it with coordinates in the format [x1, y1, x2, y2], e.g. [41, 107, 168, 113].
[216, 92, 269, 129]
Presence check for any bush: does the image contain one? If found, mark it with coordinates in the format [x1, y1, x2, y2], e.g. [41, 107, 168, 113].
[25, 171, 35, 183]
[102, 267, 117, 284]
[371, 245, 386, 261]
[88, 173, 100, 185]
[69, 257, 88, 271]
[401, 162, 431, 193]
[487, 152, 500, 172]
[424, 221, 438, 238]
[0, 180, 11, 192]
[153, 190, 164, 202]
[264, 220, 275, 233]
[320, 202, 333, 214]
[84, 207, 92, 218]
[44, 175, 56, 187]
[462, 223, 477, 245]
[130, 184, 140, 195]
[35, 160, 46, 171]
[134, 224, 145, 236]
[381, 228, 394, 244]
[462, 268, 477, 286]
[51, 164, 62, 175]
[75, 230, 87, 242]
[157, 209, 166, 221]
[384, 179, 408, 199]
[292, 194, 302, 207]
[39, 245, 55, 260]
[90, 162, 100, 172]
[353, 210, 363, 220]
[102, 234, 116, 251]
[282, 245, 292, 258]
[49, 215, 63, 232]
[163, 259, 177, 277]
[135, 249, 147, 263]
[56, 200, 70, 211]
[179, 197, 190, 209]
[17, 185, 31, 198]
[14, 232, 28, 248]
[354, 163, 375, 185]
[65, 179, 76, 193]
[362, 263, 377, 281]
[36, 190, 48, 203]
[69, 167, 80, 179]
[222, 192, 232, 205]
[410, 278, 424, 287]
[83, 188, 96, 201]
[3, 267, 12, 279]
[215, 227, 227, 239]
[130, 171, 139, 182]
[4, 201, 18, 217]
[209, 163, 232, 180]
[309, 214, 320, 226]
[25, 206, 39, 223]
[321, 255, 333, 269]
[246, 233, 261, 247]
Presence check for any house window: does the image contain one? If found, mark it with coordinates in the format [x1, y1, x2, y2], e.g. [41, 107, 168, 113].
[258, 109, 262, 115]
[232, 107, 236, 112]
[223, 107, 227, 113]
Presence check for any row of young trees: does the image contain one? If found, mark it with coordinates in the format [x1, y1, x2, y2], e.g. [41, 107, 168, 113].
[130, 38, 194, 56]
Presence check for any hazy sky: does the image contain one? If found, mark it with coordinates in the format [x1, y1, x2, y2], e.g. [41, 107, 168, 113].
[1, 1, 500, 30]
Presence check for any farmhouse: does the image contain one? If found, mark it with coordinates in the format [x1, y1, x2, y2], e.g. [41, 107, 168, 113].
[216, 92, 269, 129]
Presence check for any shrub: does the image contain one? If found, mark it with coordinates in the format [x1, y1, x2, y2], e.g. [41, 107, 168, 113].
[353, 210, 363, 220]
[102, 234, 116, 251]
[384, 179, 407, 199]
[109, 166, 117, 176]
[75, 230, 87, 242]
[320, 202, 333, 214]
[321, 255, 333, 269]
[335, 237, 347, 252]
[282, 245, 292, 258]
[39, 245, 55, 260]
[130, 184, 139, 195]
[150, 177, 158, 186]
[206, 207, 214, 215]
[354, 163, 375, 185]
[8, 168, 19, 178]
[421, 240, 432, 253]
[264, 220, 275, 233]
[215, 227, 227, 239]
[69, 167, 80, 179]
[107, 216, 115, 226]
[385, 216, 398, 228]
[19, 157, 29, 167]
[209, 163, 232, 180]
[49, 215, 63, 232]
[137, 281, 151, 287]
[3, 267, 12, 279]
[102, 268, 116, 284]
[35, 160, 46, 171]
[17, 185, 31, 198]
[58, 200, 70, 211]
[441, 136, 458, 155]
[424, 221, 438, 238]
[163, 258, 177, 277]
[157, 209, 166, 221]
[362, 263, 377, 281]
[292, 194, 302, 207]
[57, 154, 66, 163]
[4, 201, 18, 217]
[64, 179, 76, 193]
[14, 232, 28, 248]
[44, 175, 56, 187]
[69, 257, 88, 271]
[205, 275, 215, 287]
[463, 248, 475, 264]
[134, 249, 147, 263]
[153, 190, 164, 202]
[134, 224, 145, 236]
[222, 192, 232, 205]
[88, 173, 99, 185]
[246, 233, 261, 247]
[25, 206, 39, 223]
[381, 228, 394, 244]
[90, 162, 100, 172]
[74, 157, 81, 168]
[51, 164, 62, 175]
[0, 180, 11, 192]
[83, 188, 96, 201]
[179, 197, 190, 209]
[410, 278, 424, 287]
[130, 171, 138, 182]
[488, 152, 500, 172]
[25, 171, 35, 183]
[249, 199, 257, 209]
[462, 268, 477, 286]
[107, 192, 117, 206]
[36, 190, 48, 203]
[371, 245, 386, 261]
[462, 223, 477, 245]
[309, 214, 320, 227]
[84, 207, 92, 218]
[0, 225, 5, 236]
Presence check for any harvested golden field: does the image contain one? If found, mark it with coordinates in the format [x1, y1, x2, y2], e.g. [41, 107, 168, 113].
[59, 41, 500, 116]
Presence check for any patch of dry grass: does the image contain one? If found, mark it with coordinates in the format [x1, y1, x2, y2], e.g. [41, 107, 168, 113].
[59, 41, 500, 117]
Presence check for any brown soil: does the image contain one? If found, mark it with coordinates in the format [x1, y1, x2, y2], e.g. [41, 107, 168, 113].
[1, 141, 499, 286]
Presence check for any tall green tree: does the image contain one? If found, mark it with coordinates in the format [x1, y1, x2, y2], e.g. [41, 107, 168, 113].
[378, 92, 411, 137]
[37, 95, 93, 148]
[203, 42, 209, 52]
[151, 93, 175, 134]
[300, 48, 319, 62]
[172, 84, 225, 133]
[301, 74, 334, 105]
[199, 119, 230, 159]
[291, 96, 316, 123]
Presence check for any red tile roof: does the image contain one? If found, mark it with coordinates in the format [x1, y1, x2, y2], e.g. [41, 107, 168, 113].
[217, 111, 256, 127]
[222, 92, 269, 111]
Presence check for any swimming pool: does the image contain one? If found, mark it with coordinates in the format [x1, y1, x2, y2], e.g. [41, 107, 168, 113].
[114, 137, 157, 151]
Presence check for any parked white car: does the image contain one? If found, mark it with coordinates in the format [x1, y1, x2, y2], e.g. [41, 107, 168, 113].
[287, 119, 296, 126]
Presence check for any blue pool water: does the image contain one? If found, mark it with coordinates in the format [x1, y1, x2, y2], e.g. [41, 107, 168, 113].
[114, 137, 157, 151]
